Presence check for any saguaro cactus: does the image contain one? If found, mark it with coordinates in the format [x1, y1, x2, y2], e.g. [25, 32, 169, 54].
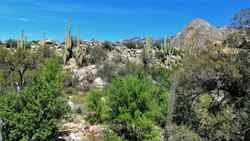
[63, 18, 73, 65]
[42, 32, 46, 48]
[159, 37, 180, 69]
[162, 37, 175, 56]
[77, 25, 81, 49]
[17, 30, 26, 49]
[75, 26, 87, 67]
[65, 19, 73, 50]
[143, 37, 153, 69]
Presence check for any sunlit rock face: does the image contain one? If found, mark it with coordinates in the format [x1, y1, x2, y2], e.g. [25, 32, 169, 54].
[171, 18, 237, 48]
[59, 115, 105, 141]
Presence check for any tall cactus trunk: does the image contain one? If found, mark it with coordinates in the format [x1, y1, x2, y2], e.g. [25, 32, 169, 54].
[77, 25, 81, 49]
[75, 25, 87, 67]
[18, 30, 26, 49]
[21, 30, 25, 49]
[63, 18, 73, 65]
[164, 77, 177, 141]
[42, 32, 46, 48]
[143, 37, 153, 71]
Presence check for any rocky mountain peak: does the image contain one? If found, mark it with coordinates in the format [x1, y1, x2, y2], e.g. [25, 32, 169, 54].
[186, 18, 212, 29]
[171, 18, 236, 48]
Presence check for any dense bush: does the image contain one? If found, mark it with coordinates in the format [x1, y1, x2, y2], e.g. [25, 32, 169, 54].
[63, 71, 79, 88]
[97, 61, 123, 82]
[87, 47, 108, 64]
[170, 10, 250, 140]
[37, 45, 56, 60]
[104, 130, 126, 141]
[85, 90, 109, 124]
[0, 59, 70, 141]
[0, 46, 57, 92]
[0, 47, 39, 90]
[124, 42, 144, 49]
[172, 125, 204, 141]
[172, 37, 250, 140]
[5, 39, 17, 48]
[86, 74, 168, 141]
[103, 41, 114, 51]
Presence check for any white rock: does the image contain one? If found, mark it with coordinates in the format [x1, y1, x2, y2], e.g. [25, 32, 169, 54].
[91, 77, 107, 89]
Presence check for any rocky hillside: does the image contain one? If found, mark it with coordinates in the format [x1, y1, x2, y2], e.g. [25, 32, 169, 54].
[54, 18, 239, 141]
[170, 18, 237, 48]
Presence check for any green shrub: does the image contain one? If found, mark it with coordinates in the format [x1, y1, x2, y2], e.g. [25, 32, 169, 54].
[104, 130, 126, 141]
[37, 45, 56, 60]
[149, 66, 172, 89]
[172, 125, 204, 141]
[124, 42, 144, 49]
[5, 39, 17, 48]
[0, 59, 70, 141]
[105, 75, 165, 141]
[87, 47, 108, 64]
[103, 41, 114, 51]
[97, 61, 119, 82]
[85, 90, 109, 124]
[63, 71, 79, 88]
[86, 74, 168, 141]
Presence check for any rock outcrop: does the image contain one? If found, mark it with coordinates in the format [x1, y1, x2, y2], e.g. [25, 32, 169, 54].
[171, 18, 237, 48]
[59, 114, 105, 141]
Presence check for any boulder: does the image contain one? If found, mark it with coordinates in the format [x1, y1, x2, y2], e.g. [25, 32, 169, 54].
[90, 77, 107, 89]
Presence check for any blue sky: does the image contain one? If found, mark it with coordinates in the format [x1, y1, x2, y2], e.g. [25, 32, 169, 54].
[0, 0, 249, 41]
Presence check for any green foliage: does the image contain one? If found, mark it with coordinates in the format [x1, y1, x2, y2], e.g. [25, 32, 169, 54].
[74, 26, 88, 67]
[87, 46, 108, 64]
[97, 60, 124, 82]
[74, 45, 108, 67]
[143, 37, 154, 69]
[149, 66, 172, 90]
[0, 47, 39, 90]
[173, 36, 250, 140]
[104, 130, 126, 141]
[85, 90, 109, 124]
[172, 125, 204, 141]
[5, 39, 18, 48]
[193, 95, 238, 140]
[103, 41, 114, 51]
[86, 74, 168, 141]
[0, 45, 56, 91]
[161, 38, 176, 56]
[75, 45, 87, 67]
[63, 71, 79, 88]
[0, 59, 70, 141]
[124, 42, 144, 49]
[37, 45, 56, 60]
